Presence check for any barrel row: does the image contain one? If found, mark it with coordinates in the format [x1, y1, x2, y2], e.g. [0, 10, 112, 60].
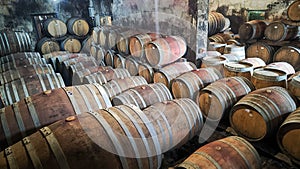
[0, 31, 32, 57]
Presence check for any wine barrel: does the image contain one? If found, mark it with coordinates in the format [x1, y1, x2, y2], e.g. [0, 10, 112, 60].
[66, 60, 99, 85]
[98, 25, 120, 49]
[230, 86, 297, 141]
[238, 20, 268, 42]
[91, 27, 101, 44]
[223, 44, 246, 60]
[82, 68, 131, 85]
[252, 68, 287, 89]
[113, 53, 126, 68]
[221, 53, 243, 62]
[0, 64, 55, 85]
[0, 31, 32, 57]
[273, 46, 300, 71]
[246, 42, 276, 64]
[287, 0, 300, 21]
[265, 62, 295, 76]
[0, 52, 41, 65]
[55, 53, 87, 73]
[288, 75, 300, 101]
[143, 98, 204, 152]
[171, 67, 223, 100]
[196, 77, 255, 121]
[102, 76, 148, 99]
[201, 55, 228, 76]
[43, 18, 67, 38]
[0, 73, 65, 107]
[116, 30, 141, 55]
[104, 50, 115, 67]
[209, 42, 226, 54]
[36, 37, 60, 55]
[138, 62, 155, 83]
[264, 21, 298, 41]
[145, 36, 187, 66]
[209, 33, 232, 44]
[177, 136, 261, 169]
[239, 57, 266, 68]
[90, 44, 105, 63]
[60, 36, 82, 53]
[153, 62, 196, 89]
[71, 66, 112, 85]
[208, 12, 227, 36]
[129, 33, 162, 59]
[0, 83, 111, 149]
[112, 83, 173, 109]
[66, 17, 90, 37]
[0, 57, 47, 73]
[125, 57, 139, 76]
[42, 51, 69, 71]
[224, 62, 254, 81]
[277, 108, 300, 165]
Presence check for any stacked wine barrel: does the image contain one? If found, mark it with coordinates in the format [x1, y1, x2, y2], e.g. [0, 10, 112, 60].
[36, 17, 91, 55]
[0, 30, 32, 57]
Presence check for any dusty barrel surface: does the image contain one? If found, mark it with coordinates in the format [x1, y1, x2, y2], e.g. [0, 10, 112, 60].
[143, 98, 203, 153]
[251, 68, 287, 89]
[112, 83, 173, 109]
[66, 17, 90, 37]
[264, 21, 298, 41]
[102, 76, 148, 99]
[273, 46, 300, 71]
[171, 67, 223, 100]
[0, 83, 111, 149]
[0, 57, 47, 73]
[0, 52, 41, 65]
[0, 73, 65, 107]
[238, 20, 268, 42]
[277, 108, 300, 165]
[246, 42, 276, 64]
[177, 136, 261, 169]
[129, 33, 161, 59]
[0, 64, 55, 85]
[196, 77, 255, 121]
[224, 62, 254, 81]
[154, 62, 196, 89]
[230, 86, 297, 141]
[43, 18, 67, 38]
[82, 68, 131, 85]
[239, 57, 266, 69]
[145, 36, 187, 66]
[287, 0, 300, 21]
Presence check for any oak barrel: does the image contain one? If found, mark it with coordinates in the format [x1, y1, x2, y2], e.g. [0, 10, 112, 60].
[55, 53, 87, 73]
[246, 42, 276, 64]
[251, 68, 287, 89]
[177, 136, 261, 169]
[0, 83, 111, 149]
[102, 76, 148, 99]
[196, 76, 255, 121]
[60, 36, 82, 53]
[171, 67, 223, 100]
[273, 46, 300, 71]
[129, 33, 162, 59]
[90, 44, 105, 62]
[238, 20, 268, 42]
[113, 53, 126, 68]
[116, 30, 141, 55]
[43, 18, 67, 38]
[104, 50, 115, 67]
[208, 12, 227, 36]
[230, 86, 297, 141]
[264, 21, 298, 41]
[112, 83, 173, 109]
[35, 37, 60, 55]
[201, 55, 228, 76]
[288, 75, 300, 101]
[209, 33, 232, 44]
[265, 62, 295, 76]
[66, 17, 90, 37]
[224, 62, 254, 81]
[138, 62, 155, 83]
[71, 66, 113, 85]
[0, 73, 65, 107]
[125, 57, 139, 76]
[287, 0, 300, 21]
[145, 36, 187, 66]
[154, 62, 196, 89]
[0, 52, 41, 65]
[277, 108, 300, 165]
[82, 68, 131, 85]
[0, 64, 55, 85]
